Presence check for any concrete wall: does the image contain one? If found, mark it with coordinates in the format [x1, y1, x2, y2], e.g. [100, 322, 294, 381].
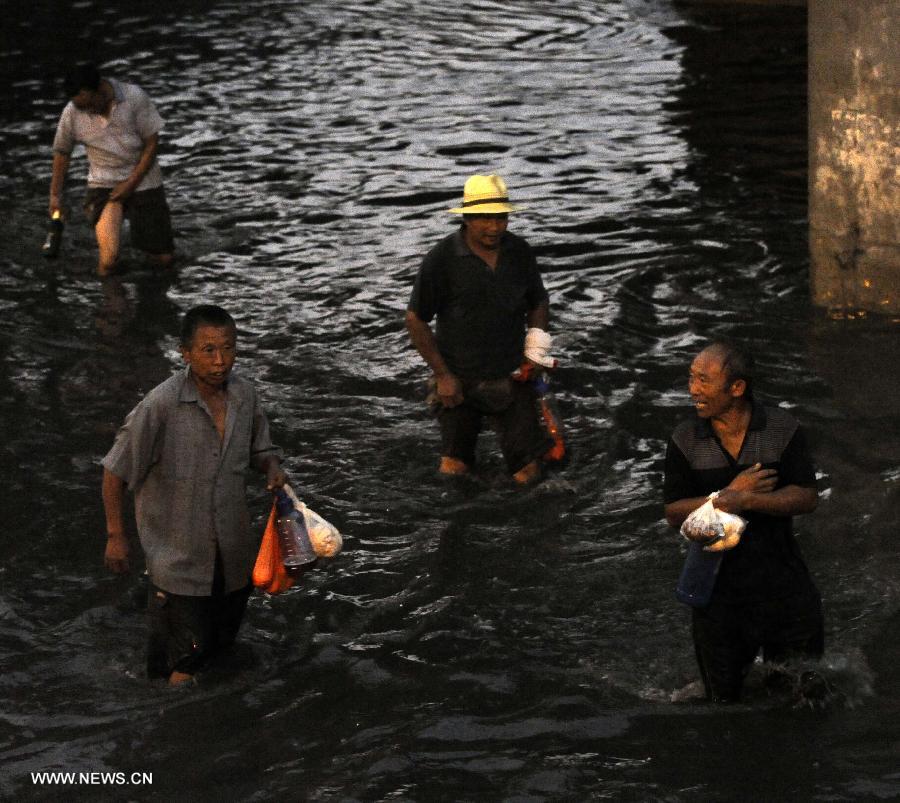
[681, 1, 805, 6]
[809, 0, 900, 316]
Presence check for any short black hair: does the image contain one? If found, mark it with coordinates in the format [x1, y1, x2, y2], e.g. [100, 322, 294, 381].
[705, 340, 755, 400]
[180, 305, 237, 347]
[63, 63, 101, 98]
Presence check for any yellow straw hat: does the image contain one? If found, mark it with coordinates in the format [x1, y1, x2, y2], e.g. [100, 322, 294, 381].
[448, 174, 521, 214]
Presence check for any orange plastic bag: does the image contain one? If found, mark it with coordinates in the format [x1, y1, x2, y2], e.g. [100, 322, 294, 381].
[539, 397, 565, 462]
[252, 503, 295, 594]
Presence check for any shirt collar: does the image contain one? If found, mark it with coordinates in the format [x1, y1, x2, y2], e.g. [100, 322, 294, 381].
[693, 400, 765, 438]
[452, 228, 470, 257]
[107, 77, 125, 105]
[178, 367, 201, 402]
[452, 226, 508, 258]
[177, 366, 233, 403]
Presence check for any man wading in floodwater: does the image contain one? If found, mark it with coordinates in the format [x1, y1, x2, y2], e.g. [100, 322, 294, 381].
[48, 62, 174, 276]
[102, 305, 286, 685]
[664, 341, 824, 703]
[405, 174, 555, 485]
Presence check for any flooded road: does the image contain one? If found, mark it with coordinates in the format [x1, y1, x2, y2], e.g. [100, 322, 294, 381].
[1, 1, 898, 800]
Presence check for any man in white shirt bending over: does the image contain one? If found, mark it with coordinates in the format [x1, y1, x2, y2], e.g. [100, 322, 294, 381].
[49, 62, 174, 276]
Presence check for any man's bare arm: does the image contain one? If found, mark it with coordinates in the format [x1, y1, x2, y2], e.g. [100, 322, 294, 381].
[102, 468, 130, 573]
[717, 484, 818, 517]
[110, 133, 160, 202]
[405, 309, 463, 407]
[664, 462, 811, 527]
[49, 152, 70, 216]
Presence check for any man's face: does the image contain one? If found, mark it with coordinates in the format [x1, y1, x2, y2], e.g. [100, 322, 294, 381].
[71, 87, 107, 115]
[464, 213, 508, 251]
[688, 348, 742, 418]
[182, 324, 237, 391]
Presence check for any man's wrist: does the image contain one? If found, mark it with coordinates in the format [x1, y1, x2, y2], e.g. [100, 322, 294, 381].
[720, 488, 748, 512]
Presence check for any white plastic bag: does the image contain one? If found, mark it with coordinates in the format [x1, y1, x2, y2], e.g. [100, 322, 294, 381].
[680, 492, 746, 552]
[283, 484, 343, 558]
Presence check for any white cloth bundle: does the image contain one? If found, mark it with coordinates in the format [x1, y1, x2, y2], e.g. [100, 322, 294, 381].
[524, 327, 557, 368]
[283, 484, 343, 558]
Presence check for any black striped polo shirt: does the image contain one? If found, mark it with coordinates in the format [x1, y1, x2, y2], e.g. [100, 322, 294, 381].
[664, 403, 818, 602]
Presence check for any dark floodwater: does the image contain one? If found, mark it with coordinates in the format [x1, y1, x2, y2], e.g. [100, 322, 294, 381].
[1, 2, 899, 801]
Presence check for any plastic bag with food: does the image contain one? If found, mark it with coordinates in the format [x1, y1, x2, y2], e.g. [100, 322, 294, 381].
[283, 484, 343, 558]
[680, 492, 747, 552]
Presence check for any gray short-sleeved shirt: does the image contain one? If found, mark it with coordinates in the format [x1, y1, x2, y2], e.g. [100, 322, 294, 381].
[102, 368, 281, 596]
[53, 77, 164, 190]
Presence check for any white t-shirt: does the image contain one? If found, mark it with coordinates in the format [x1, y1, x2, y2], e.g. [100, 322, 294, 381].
[53, 78, 164, 190]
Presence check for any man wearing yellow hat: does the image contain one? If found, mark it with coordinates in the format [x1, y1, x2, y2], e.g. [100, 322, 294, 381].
[405, 174, 555, 484]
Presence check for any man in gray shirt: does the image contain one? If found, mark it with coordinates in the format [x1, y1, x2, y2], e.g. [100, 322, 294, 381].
[102, 304, 286, 684]
[49, 62, 174, 276]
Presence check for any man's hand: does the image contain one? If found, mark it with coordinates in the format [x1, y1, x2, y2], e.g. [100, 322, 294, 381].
[714, 463, 778, 513]
[405, 311, 462, 405]
[730, 463, 778, 493]
[104, 532, 130, 574]
[109, 178, 137, 203]
[436, 372, 464, 408]
[265, 461, 288, 491]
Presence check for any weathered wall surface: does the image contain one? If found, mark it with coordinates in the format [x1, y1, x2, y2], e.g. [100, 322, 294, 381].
[681, 1, 805, 6]
[809, 0, 899, 316]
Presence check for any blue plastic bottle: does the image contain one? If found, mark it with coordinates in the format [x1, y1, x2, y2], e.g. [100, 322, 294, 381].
[531, 369, 565, 462]
[274, 490, 317, 567]
[675, 542, 722, 607]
